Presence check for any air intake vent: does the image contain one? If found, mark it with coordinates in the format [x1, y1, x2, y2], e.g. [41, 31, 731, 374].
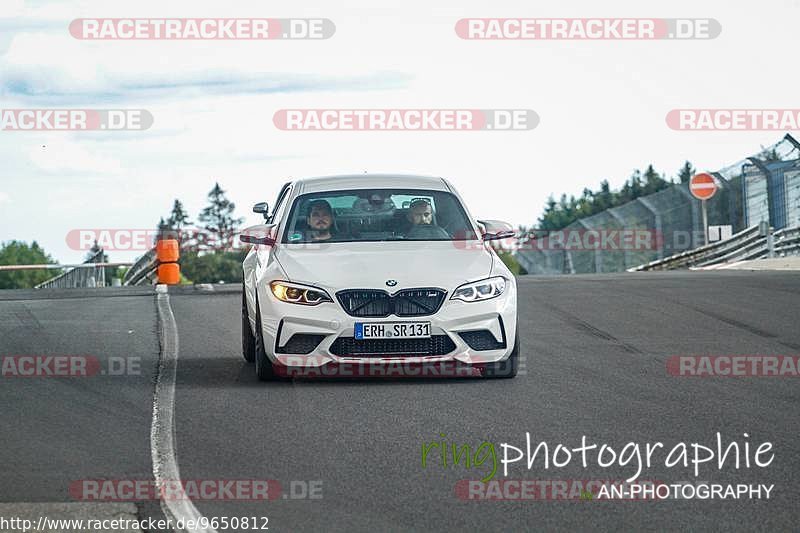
[336, 288, 446, 318]
[277, 334, 325, 354]
[329, 335, 456, 357]
[458, 330, 506, 351]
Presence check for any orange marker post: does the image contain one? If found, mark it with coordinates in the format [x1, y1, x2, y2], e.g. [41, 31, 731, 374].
[156, 239, 180, 284]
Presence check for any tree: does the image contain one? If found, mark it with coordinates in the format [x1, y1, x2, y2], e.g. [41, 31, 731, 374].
[495, 250, 528, 276]
[677, 161, 695, 184]
[537, 196, 560, 231]
[757, 146, 782, 162]
[595, 180, 613, 211]
[629, 169, 643, 199]
[156, 200, 193, 243]
[86, 239, 104, 262]
[0, 241, 60, 289]
[168, 199, 194, 248]
[197, 183, 244, 251]
[180, 250, 247, 283]
[643, 165, 668, 195]
[533, 164, 673, 232]
[86, 239, 113, 285]
[155, 216, 173, 241]
[577, 188, 594, 217]
[167, 199, 192, 229]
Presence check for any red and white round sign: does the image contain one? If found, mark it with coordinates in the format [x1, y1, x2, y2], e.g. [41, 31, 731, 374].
[690, 173, 717, 200]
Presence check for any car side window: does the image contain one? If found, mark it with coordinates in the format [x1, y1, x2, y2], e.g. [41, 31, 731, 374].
[268, 183, 292, 224]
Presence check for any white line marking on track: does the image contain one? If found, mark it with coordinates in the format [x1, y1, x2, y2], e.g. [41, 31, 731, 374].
[153, 289, 217, 533]
[718, 260, 748, 269]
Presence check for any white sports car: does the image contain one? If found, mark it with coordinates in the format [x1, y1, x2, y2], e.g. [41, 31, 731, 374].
[240, 174, 519, 380]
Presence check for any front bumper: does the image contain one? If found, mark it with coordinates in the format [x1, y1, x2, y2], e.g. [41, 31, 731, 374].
[257, 283, 517, 369]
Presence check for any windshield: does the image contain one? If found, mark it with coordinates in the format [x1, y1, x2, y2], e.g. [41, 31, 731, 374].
[281, 189, 479, 243]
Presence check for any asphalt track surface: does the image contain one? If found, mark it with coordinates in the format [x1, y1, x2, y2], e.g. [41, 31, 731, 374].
[1, 272, 799, 532]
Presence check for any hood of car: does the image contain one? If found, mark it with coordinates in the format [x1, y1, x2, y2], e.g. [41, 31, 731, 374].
[274, 240, 494, 293]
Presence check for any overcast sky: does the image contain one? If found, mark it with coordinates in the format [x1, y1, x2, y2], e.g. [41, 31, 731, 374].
[1, 0, 798, 263]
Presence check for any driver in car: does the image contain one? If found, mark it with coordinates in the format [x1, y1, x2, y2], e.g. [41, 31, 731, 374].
[305, 199, 336, 241]
[407, 198, 434, 226]
[404, 198, 450, 239]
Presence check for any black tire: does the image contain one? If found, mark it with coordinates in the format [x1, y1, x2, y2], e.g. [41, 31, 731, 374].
[242, 290, 256, 363]
[253, 294, 279, 381]
[483, 324, 519, 379]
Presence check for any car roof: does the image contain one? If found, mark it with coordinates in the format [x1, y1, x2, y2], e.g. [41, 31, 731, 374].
[293, 174, 450, 195]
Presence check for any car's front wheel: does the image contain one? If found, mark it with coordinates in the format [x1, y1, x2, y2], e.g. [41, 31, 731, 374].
[242, 290, 255, 363]
[482, 324, 519, 379]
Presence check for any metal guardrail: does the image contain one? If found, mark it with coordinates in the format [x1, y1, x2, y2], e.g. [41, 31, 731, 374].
[123, 233, 236, 285]
[628, 226, 759, 271]
[629, 225, 800, 271]
[16, 242, 172, 288]
[33, 250, 111, 289]
[773, 226, 800, 256]
[122, 247, 159, 286]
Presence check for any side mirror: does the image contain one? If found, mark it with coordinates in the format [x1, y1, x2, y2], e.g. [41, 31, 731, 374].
[253, 202, 270, 220]
[239, 224, 277, 246]
[477, 219, 516, 242]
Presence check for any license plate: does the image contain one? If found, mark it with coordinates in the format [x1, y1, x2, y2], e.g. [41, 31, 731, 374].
[355, 322, 431, 339]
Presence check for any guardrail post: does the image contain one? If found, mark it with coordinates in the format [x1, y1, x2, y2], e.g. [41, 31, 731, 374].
[747, 157, 775, 229]
[564, 248, 575, 274]
[676, 185, 701, 248]
[607, 208, 630, 269]
[766, 226, 775, 258]
[783, 133, 800, 153]
[636, 197, 663, 260]
[711, 171, 738, 232]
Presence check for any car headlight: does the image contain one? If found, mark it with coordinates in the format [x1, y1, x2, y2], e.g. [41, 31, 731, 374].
[270, 281, 332, 305]
[451, 276, 506, 302]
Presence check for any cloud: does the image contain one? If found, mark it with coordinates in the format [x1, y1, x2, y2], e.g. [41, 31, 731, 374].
[26, 139, 121, 175]
[0, 0, 26, 19]
[0, 26, 411, 104]
[0, 191, 9, 203]
[0, 68, 411, 104]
